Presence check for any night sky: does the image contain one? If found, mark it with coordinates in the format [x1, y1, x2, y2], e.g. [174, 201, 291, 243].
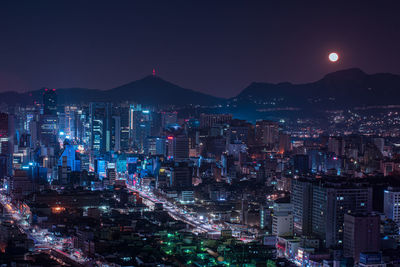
[0, 1, 399, 97]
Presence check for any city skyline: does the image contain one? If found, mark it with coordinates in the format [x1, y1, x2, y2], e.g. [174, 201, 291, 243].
[0, 1, 400, 97]
[1, 2, 400, 266]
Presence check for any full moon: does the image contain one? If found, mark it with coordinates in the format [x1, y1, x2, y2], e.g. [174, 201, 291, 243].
[329, 52, 339, 62]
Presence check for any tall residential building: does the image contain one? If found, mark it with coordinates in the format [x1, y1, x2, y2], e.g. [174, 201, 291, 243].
[343, 213, 380, 263]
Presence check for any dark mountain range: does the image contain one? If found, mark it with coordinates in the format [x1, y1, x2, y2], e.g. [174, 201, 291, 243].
[233, 68, 400, 110]
[0, 69, 399, 111]
[0, 75, 222, 106]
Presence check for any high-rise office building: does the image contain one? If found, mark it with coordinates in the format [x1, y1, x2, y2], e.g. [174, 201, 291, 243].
[129, 105, 152, 152]
[39, 115, 58, 147]
[312, 184, 372, 248]
[60, 105, 78, 140]
[292, 178, 373, 249]
[39, 88, 59, 147]
[0, 113, 9, 155]
[167, 135, 189, 160]
[90, 102, 112, 153]
[43, 88, 57, 115]
[118, 105, 130, 151]
[291, 178, 313, 236]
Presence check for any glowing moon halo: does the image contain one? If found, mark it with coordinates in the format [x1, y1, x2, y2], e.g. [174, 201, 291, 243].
[329, 52, 339, 62]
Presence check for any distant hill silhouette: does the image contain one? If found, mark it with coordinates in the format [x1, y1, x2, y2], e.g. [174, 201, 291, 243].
[0, 75, 222, 106]
[233, 68, 400, 109]
[1, 69, 400, 110]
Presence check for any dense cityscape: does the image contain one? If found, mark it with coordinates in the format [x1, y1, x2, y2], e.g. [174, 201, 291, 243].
[2, 1, 400, 266]
[0, 80, 400, 266]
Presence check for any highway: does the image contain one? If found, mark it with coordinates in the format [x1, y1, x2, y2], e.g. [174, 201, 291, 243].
[127, 185, 215, 233]
[126, 184, 256, 242]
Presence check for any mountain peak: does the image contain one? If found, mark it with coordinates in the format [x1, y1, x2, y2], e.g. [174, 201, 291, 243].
[142, 74, 162, 80]
[136, 74, 174, 86]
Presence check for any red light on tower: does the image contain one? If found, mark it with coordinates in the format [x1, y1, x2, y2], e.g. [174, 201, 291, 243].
[152, 68, 156, 76]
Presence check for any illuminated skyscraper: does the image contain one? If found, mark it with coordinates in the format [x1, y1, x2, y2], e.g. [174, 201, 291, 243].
[90, 102, 112, 153]
[0, 113, 10, 178]
[39, 116, 58, 147]
[129, 104, 152, 152]
[115, 105, 130, 151]
[40, 88, 58, 147]
[43, 88, 57, 115]
[0, 113, 9, 155]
